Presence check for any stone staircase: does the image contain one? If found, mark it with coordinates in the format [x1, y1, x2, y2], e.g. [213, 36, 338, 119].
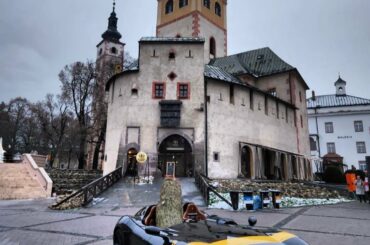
[47, 169, 102, 194]
[0, 164, 49, 200]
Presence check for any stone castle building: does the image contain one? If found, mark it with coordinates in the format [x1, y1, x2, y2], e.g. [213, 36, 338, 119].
[102, 0, 312, 180]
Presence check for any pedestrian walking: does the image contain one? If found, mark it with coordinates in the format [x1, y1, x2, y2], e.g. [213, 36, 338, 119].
[364, 176, 369, 204]
[354, 175, 366, 203]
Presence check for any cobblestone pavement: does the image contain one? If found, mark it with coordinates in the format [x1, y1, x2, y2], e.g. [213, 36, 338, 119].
[0, 195, 370, 244]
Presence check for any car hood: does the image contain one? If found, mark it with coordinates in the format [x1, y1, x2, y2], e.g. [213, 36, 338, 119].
[167, 221, 308, 245]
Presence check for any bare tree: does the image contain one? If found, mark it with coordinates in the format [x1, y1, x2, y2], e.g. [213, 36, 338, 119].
[59, 61, 96, 169]
[7, 97, 30, 152]
[33, 94, 71, 166]
[0, 102, 11, 148]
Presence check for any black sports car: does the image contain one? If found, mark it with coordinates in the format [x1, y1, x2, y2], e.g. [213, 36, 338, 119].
[113, 203, 309, 245]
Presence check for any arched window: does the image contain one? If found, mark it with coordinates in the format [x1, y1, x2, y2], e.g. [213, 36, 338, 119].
[210, 37, 216, 58]
[165, 0, 174, 14]
[111, 47, 117, 54]
[203, 0, 210, 9]
[215, 2, 221, 16]
[179, 0, 188, 8]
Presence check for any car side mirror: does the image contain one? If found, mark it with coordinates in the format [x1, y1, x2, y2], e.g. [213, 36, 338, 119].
[248, 216, 257, 227]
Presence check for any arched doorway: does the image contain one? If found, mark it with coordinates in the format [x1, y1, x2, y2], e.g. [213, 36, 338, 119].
[125, 148, 138, 177]
[158, 134, 193, 177]
[292, 156, 298, 179]
[281, 154, 287, 180]
[241, 146, 252, 178]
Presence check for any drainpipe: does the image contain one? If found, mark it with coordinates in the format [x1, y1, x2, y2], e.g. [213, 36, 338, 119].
[314, 108, 321, 158]
[204, 78, 209, 177]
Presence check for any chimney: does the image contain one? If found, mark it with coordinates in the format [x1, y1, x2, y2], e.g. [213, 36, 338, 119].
[312, 90, 316, 101]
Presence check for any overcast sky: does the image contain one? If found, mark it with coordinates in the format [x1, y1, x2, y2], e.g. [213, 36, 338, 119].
[0, 0, 369, 103]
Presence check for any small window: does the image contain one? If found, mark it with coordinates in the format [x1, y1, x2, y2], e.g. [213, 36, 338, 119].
[310, 137, 317, 151]
[213, 152, 219, 162]
[268, 88, 277, 97]
[210, 37, 216, 58]
[151, 49, 158, 57]
[264, 95, 268, 115]
[354, 121, 364, 132]
[203, 0, 210, 9]
[167, 72, 177, 81]
[131, 88, 138, 96]
[250, 90, 254, 110]
[359, 161, 367, 171]
[99, 48, 103, 55]
[218, 93, 223, 101]
[111, 47, 117, 54]
[169, 51, 176, 59]
[165, 0, 174, 14]
[177, 83, 190, 99]
[327, 142, 336, 153]
[152, 82, 165, 99]
[229, 84, 234, 104]
[357, 142, 367, 154]
[186, 50, 193, 58]
[300, 115, 303, 128]
[325, 122, 334, 133]
[215, 2, 222, 16]
[285, 106, 288, 123]
[241, 98, 245, 106]
[276, 101, 279, 119]
[179, 0, 188, 8]
[299, 91, 303, 102]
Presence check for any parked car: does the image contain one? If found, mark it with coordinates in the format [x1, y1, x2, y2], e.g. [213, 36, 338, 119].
[113, 203, 309, 245]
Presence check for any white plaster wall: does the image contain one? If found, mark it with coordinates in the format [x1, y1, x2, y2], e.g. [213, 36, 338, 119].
[104, 41, 206, 175]
[256, 73, 291, 103]
[198, 16, 227, 62]
[308, 106, 370, 169]
[206, 80, 299, 179]
[157, 15, 227, 63]
[157, 15, 194, 37]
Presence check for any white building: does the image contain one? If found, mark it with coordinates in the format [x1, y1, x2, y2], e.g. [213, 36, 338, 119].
[307, 77, 370, 172]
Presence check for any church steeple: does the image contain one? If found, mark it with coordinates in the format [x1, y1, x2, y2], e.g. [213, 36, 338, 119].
[102, 0, 122, 42]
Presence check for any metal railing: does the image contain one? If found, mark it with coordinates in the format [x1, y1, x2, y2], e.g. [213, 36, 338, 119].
[194, 172, 233, 208]
[51, 167, 122, 209]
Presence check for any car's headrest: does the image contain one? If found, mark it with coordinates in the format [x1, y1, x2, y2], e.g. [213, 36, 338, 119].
[143, 205, 157, 226]
[182, 202, 206, 222]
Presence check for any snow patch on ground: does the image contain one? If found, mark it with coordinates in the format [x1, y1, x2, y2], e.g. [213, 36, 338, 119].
[208, 192, 352, 211]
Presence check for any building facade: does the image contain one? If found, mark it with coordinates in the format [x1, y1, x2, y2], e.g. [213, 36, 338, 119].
[103, 0, 312, 180]
[307, 77, 370, 172]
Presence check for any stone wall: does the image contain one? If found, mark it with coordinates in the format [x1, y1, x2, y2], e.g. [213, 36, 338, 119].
[47, 169, 102, 194]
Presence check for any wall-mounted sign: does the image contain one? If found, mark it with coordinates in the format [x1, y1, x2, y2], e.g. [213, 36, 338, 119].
[166, 162, 176, 178]
[337, 136, 352, 139]
[136, 151, 147, 164]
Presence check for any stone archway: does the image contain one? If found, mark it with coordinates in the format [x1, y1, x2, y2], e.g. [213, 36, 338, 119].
[158, 134, 193, 177]
[241, 146, 253, 178]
